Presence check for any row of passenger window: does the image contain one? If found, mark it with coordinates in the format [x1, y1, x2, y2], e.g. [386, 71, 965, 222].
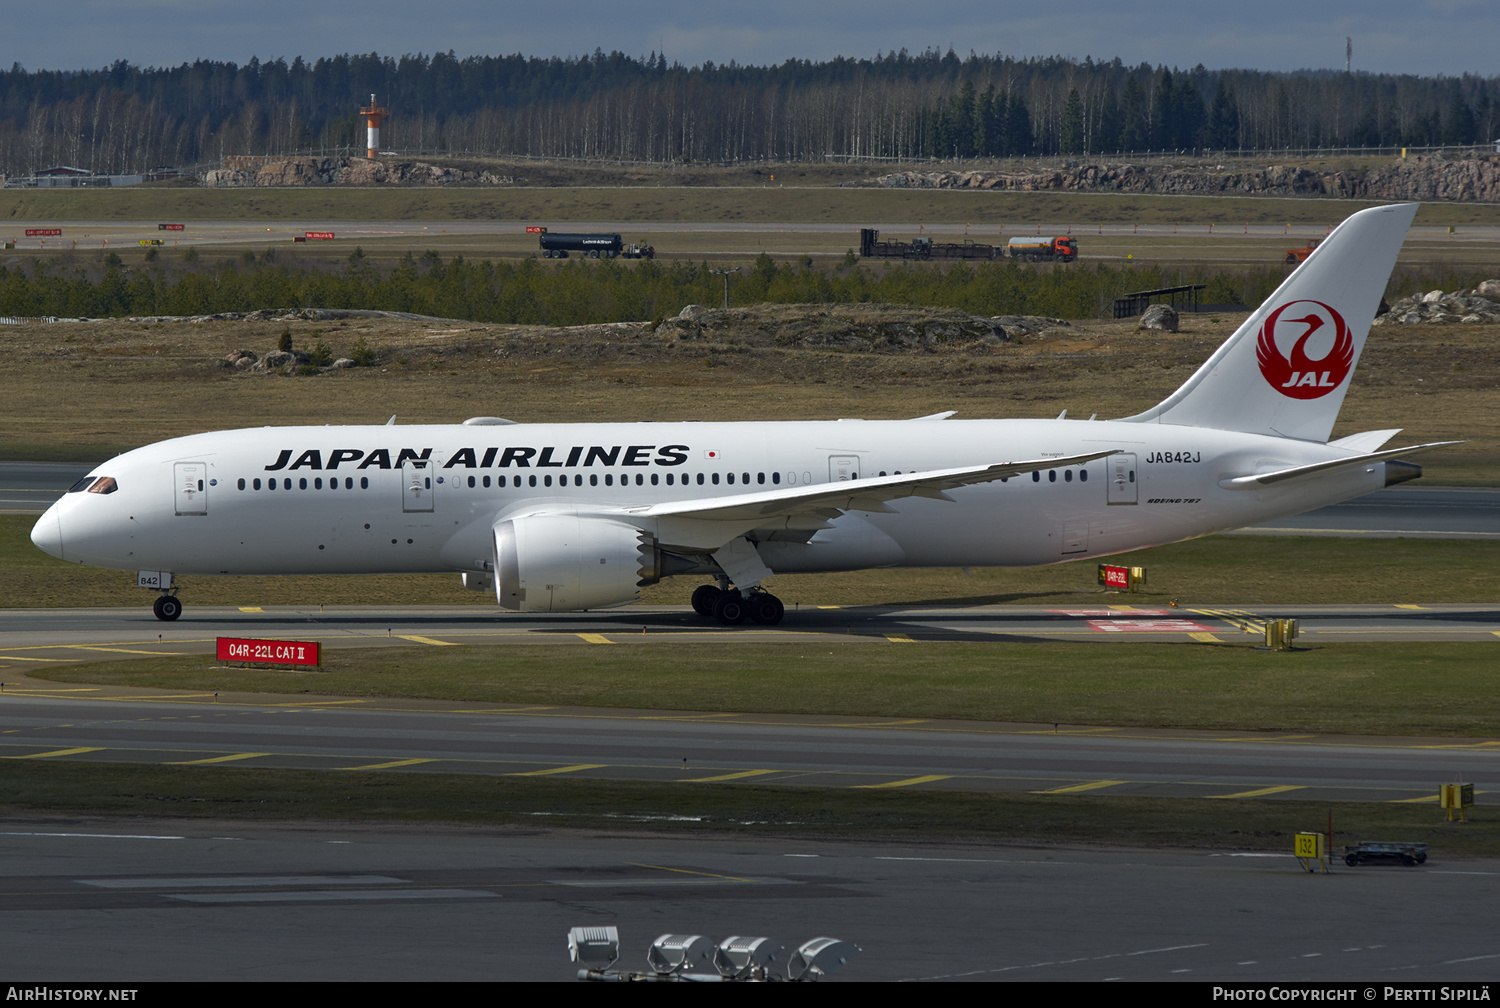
[238, 476, 371, 491]
[236, 467, 1090, 493]
[453, 470, 798, 489]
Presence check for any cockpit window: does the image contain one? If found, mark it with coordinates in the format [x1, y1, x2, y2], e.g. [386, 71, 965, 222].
[86, 476, 118, 495]
[67, 477, 99, 493]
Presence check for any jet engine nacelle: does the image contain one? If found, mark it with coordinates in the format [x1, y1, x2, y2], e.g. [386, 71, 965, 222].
[493, 514, 659, 612]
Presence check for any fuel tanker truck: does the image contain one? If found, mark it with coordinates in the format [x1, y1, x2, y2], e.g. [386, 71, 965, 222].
[538, 232, 655, 259]
[1005, 236, 1078, 262]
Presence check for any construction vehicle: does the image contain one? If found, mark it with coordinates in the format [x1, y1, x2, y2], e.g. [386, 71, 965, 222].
[538, 232, 655, 259]
[1006, 236, 1079, 262]
[859, 229, 1002, 261]
[1284, 239, 1321, 264]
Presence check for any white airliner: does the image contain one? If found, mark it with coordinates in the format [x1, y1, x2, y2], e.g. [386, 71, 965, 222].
[32, 203, 1452, 624]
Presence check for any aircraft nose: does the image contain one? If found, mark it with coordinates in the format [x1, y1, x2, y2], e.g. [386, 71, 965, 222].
[31, 508, 63, 560]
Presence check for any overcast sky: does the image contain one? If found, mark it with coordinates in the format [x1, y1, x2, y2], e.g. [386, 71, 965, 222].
[8, 1, 1496, 78]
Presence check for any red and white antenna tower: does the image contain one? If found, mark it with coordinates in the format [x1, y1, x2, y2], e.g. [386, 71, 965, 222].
[359, 94, 389, 159]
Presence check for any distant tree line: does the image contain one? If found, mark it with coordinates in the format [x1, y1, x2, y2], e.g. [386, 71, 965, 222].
[0, 49, 1497, 174]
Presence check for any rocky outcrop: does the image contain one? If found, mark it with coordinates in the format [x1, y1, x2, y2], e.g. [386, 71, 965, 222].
[855, 156, 1500, 203]
[1373, 284, 1500, 325]
[655, 303, 1066, 352]
[202, 157, 519, 188]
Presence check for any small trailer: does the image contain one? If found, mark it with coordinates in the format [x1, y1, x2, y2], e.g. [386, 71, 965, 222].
[859, 229, 1001, 261]
[1343, 841, 1429, 867]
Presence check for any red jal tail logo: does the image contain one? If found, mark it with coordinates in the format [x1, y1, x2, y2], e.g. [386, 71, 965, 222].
[1255, 300, 1353, 399]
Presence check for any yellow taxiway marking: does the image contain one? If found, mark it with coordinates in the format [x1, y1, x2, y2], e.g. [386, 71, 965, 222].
[0, 687, 101, 692]
[395, 635, 460, 646]
[1191, 609, 1265, 633]
[1395, 604, 1428, 610]
[1188, 632, 1223, 643]
[576, 633, 615, 644]
[0, 655, 79, 662]
[72, 646, 185, 656]
[238, 607, 264, 613]
[1392, 794, 1440, 803]
[9, 747, 104, 759]
[1209, 785, 1305, 799]
[510, 763, 607, 777]
[682, 770, 779, 782]
[856, 774, 952, 789]
[633, 863, 756, 883]
[343, 758, 438, 770]
[172, 753, 269, 765]
[884, 633, 916, 643]
[1032, 780, 1127, 794]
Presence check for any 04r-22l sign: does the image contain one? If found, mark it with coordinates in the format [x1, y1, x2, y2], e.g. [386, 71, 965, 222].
[216, 637, 321, 668]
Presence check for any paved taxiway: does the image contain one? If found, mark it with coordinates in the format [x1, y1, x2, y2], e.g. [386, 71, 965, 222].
[3, 600, 1497, 657]
[9, 216, 1500, 249]
[4, 820, 1500, 982]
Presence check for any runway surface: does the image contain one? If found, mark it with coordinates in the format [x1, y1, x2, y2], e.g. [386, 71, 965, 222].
[6, 819, 1499, 982]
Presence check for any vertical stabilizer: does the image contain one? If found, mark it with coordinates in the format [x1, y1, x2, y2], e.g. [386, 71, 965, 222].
[1119, 203, 1417, 442]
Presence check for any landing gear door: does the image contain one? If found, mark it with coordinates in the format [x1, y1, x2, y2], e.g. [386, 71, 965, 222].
[401, 459, 434, 513]
[173, 461, 208, 515]
[1060, 519, 1088, 554]
[1107, 452, 1138, 505]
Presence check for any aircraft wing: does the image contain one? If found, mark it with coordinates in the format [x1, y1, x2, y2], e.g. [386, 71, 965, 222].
[627, 450, 1118, 524]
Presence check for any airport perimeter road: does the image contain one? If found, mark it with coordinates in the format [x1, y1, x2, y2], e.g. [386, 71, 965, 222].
[5, 821, 1499, 982]
[2, 683, 1497, 802]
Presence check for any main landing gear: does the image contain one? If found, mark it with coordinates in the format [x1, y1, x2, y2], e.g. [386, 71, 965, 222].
[152, 592, 182, 621]
[691, 584, 785, 626]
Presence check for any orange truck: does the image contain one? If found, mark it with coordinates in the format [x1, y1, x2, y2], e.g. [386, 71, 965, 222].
[1284, 239, 1321, 264]
[1006, 236, 1078, 262]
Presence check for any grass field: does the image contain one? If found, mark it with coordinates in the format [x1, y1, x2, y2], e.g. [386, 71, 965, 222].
[4, 760, 1494, 852]
[9, 180, 1500, 229]
[28, 638, 1499, 736]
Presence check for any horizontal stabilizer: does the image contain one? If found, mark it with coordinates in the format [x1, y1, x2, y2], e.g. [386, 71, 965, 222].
[1328, 429, 1403, 453]
[1217, 441, 1461, 489]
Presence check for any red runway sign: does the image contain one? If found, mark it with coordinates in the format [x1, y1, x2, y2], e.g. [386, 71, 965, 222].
[216, 637, 321, 667]
[25, 228, 61, 237]
[303, 231, 335, 240]
[158, 223, 185, 231]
